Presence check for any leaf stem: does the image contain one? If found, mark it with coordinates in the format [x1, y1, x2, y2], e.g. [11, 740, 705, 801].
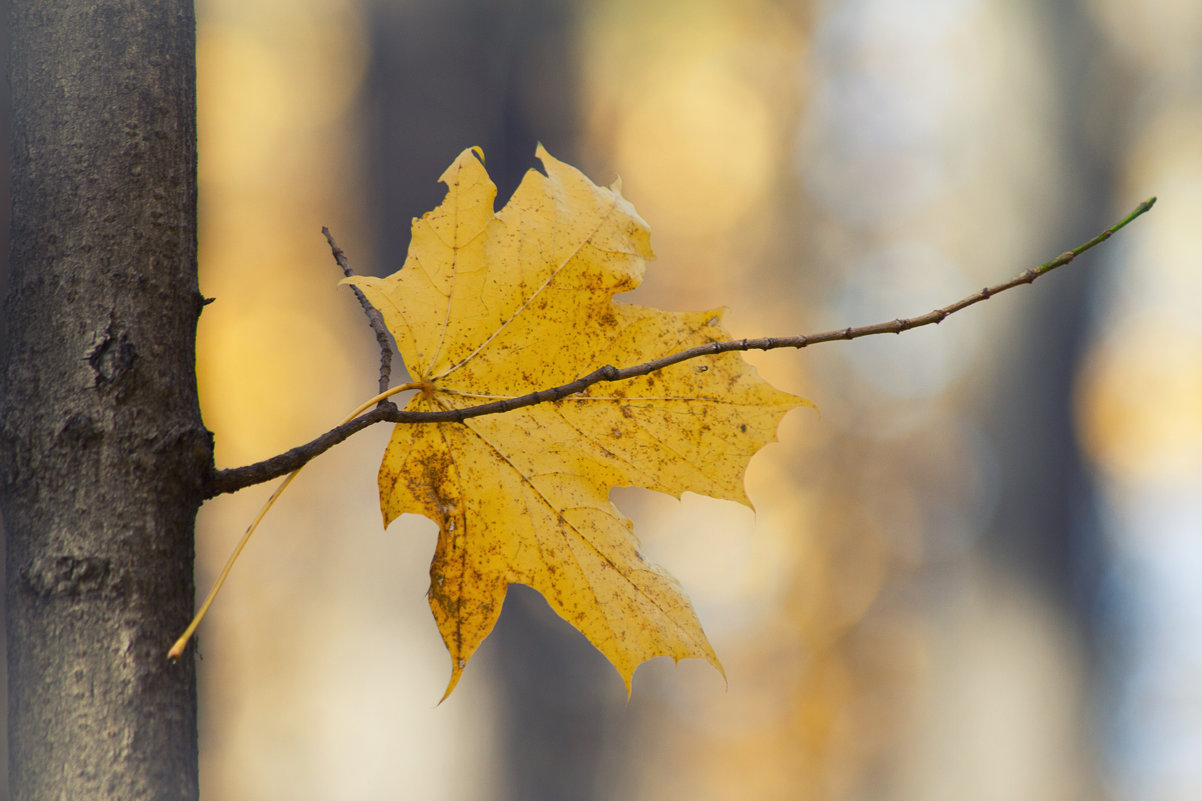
[168, 469, 302, 660]
[169, 382, 422, 660]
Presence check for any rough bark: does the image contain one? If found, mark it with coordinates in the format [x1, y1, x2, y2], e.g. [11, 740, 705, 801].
[1, 2, 209, 799]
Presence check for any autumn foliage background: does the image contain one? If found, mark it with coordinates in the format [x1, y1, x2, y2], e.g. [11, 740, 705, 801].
[1, 1, 1200, 800]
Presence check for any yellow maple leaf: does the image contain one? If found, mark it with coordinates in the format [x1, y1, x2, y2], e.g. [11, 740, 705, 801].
[345, 146, 809, 697]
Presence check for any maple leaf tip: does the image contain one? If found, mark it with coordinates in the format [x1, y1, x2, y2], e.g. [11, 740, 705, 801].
[438, 665, 465, 704]
[438, 147, 490, 188]
[712, 655, 729, 687]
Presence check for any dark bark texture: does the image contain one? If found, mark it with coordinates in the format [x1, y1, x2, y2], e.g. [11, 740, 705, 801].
[1, 2, 209, 799]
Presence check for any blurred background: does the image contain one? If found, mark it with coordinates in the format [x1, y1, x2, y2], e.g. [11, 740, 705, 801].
[3, 0, 1201, 799]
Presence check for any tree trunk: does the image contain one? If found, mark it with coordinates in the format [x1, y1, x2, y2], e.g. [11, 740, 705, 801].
[1, 2, 209, 799]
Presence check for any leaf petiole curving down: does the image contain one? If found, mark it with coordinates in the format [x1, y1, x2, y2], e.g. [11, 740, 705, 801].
[167, 382, 423, 661]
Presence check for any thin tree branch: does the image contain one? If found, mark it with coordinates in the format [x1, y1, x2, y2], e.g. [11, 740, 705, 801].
[323, 226, 394, 395]
[206, 197, 1155, 499]
[205, 407, 394, 498]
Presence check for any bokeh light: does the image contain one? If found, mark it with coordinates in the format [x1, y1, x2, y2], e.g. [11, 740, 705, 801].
[180, 0, 1202, 799]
